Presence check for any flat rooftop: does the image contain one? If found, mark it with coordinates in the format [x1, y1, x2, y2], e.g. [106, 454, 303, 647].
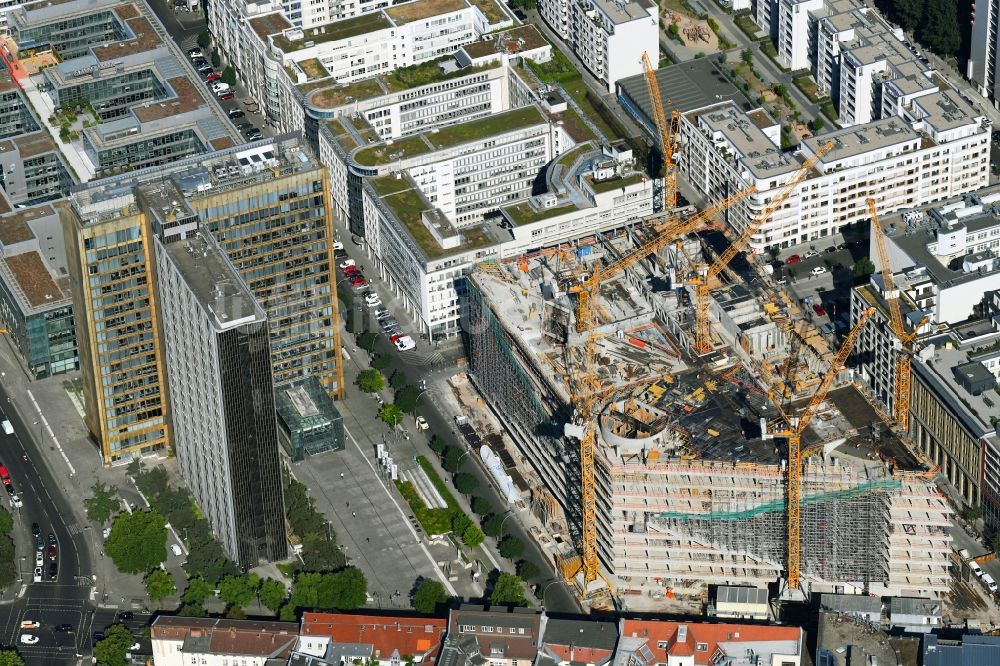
[92, 16, 161, 62]
[271, 12, 392, 53]
[617, 58, 753, 133]
[352, 105, 547, 167]
[912, 342, 998, 436]
[161, 229, 264, 330]
[461, 24, 547, 59]
[804, 116, 919, 164]
[592, 0, 654, 23]
[0, 204, 56, 248]
[385, 0, 465, 24]
[695, 103, 799, 179]
[1, 250, 68, 310]
[367, 175, 498, 260]
[912, 90, 980, 132]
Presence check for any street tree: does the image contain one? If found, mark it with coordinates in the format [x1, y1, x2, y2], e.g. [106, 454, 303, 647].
[94, 624, 133, 666]
[454, 473, 478, 495]
[357, 369, 385, 394]
[301, 533, 347, 572]
[390, 371, 409, 390]
[395, 386, 423, 413]
[358, 331, 378, 350]
[411, 579, 448, 614]
[471, 496, 491, 515]
[429, 435, 447, 454]
[219, 573, 261, 608]
[516, 560, 539, 581]
[84, 482, 119, 525]
[852, 257, 876, 281]
[178, 603, 208, 618]
[442, 447, 464, 473]
[918, 0, 960, 55]
[372, 354, 392, 370]
[379, 403, 404, 428]
[181, 577, 215, 606]
[0, 651, 24, 666]
[741, 48, 753, 65]
[498, 536, 524, 560]
[258, 578, 288, 612]
[451, 512, 472, 536]
[462, 524, 484, 548]
[105, 509, 167, 574]
[145, 568, 176, 602]
[289, 567, 368, 612]
[482, 513, 505, 538]
[489, 572, 527, 607]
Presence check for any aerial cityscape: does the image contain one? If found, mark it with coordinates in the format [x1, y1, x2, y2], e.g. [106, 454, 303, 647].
[0, 0, 994, 662]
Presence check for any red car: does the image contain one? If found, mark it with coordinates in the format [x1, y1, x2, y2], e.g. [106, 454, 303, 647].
[351, 277, 367, 287]
[204, 72, 221, 82]
[47, 545, 56, 561]
[813, 303, 827, 317]
[342, 265, 358, 275]
[218, 93, 235, 101]
[390, 333, 402, 343]
[786, 255, 801, 265]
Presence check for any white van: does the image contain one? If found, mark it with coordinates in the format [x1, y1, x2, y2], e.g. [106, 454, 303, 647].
[970, 560, 984, 577]
[1, 420, 12, 435]
[983, 572, 997, 592]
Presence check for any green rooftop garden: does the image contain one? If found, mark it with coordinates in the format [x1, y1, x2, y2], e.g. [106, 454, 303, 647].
[386, 0, 466, 23]
[308, 78, 384, 109]
[586, 173, 647, 194]
[467, 0, 508, 23]
[554, 143, 591, 173]
[557, 107, 595, 143]
[375, 178, 494, 258]
[503, 201, 578, 226]
[353, 105, 545, 167]
[272, 12, 391, 52]
[298, 58, 326, 79]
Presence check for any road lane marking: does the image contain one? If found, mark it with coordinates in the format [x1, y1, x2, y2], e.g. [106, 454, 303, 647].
[25, 390, 74, 476]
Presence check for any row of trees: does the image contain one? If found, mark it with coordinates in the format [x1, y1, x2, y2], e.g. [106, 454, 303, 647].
[0, 506, 15, 590]
[876, 0, 961, 57]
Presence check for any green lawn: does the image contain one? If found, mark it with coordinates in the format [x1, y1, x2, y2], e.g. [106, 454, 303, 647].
[525, 48, 580, 84]
[504, 201, 578, 225]
[273, 13, 390, 52]
[586, 173, 646, 194]
[734, 13, 759, 38]
[792, 74, 821, 103]
[562, 80, 627, 141]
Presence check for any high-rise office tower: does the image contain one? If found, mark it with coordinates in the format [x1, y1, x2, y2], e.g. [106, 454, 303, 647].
[146, 179, 286, 567]
[62, 136, 344, 464]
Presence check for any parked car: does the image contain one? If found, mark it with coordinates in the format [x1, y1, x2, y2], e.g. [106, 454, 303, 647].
[197, 66, 213, 76]
[786, 255, 801, 264]
[187, 47, 203, 59]
[824, 246, 837, 254]
[35, 534, 43, 550]
[244, 128, 262, 139]
[365, 294, 381, 307]
[235, 122, 252, 132]
[984, 573, 998, 593]
[12, 494, 22, 508]
[47, 544, 57, 561]
[48, 562, 57, 579]
[219, 93, 235, 101]
[48, 533, 56, 545]
[35, 552, 43, 567]
[191, 58, 207, 69]
[32, 567, 41, 582]
[810, 266, 828, 276]
[415, 416, 428, 431]
[227, 108, 245, 120]
[204, 72, 221, 83]
[804, 249, 819, 259]
[339, 259, 356, 270]
[210, 82, 230, 94]
[20, 621, 39, 630]
[20, 635, 38, 645]
[394, 336, 416, 351]
[813, 303, 827, 317]
[31, 522, 40, 537]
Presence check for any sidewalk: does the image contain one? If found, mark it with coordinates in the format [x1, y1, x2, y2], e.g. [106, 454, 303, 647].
[0, 339, 150, 606]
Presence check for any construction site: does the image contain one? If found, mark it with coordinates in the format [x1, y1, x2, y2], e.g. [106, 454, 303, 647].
[460, 53, 955, 609]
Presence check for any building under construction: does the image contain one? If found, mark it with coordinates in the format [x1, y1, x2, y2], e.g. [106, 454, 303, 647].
[465, 234, 953, 601]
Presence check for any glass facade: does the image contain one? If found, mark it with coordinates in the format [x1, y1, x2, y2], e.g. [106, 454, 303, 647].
[87, 129, 206, 177]
[275, 378, 345, 461]
[0, 282, 77, 379]
[12, 10, 125, 60]
[0, 89, 39, 140]
[218, 322, 288, 566]
[50, 69, 167, 121]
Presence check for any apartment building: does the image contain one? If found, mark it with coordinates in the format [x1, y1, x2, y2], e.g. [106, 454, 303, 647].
[62, 136, 344, 464]
[852, 188, 1000, 518]
[537, 0, 657, 93]
[614, 620, 802, 666]
[0, 203, 77, 379]
[349, 134, 654, 341]
[969, 0, 1000, 106]
[296, 613, 447, 664]
[6, 0, 240, 180]
[439, 607, 542, 666]
[535, 619, 617, 666]
[777, 0, 822, 71]
[149, 184, 286, 568]
[677, 93, 989, 252]
[209, 0, 511, 131]
[151, 617, 299, 666]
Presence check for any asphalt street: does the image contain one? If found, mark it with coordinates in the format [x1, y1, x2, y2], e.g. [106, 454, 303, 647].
[0, 381, 96, 663]
[338, 259, 581, 613]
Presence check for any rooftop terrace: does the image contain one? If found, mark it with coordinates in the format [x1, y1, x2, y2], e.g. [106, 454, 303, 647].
[385, 0, 466, 24]
[352, 105, 546, 167]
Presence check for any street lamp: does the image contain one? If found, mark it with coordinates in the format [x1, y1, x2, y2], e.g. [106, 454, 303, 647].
[498, 510, 516, 537]
[367, 330, 385, 354]
[538, 579, 562, 609]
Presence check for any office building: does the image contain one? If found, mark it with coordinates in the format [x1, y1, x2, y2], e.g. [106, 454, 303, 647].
[537, 0, 657, 93]
[63, 136, 344, 464]
[0, 132, 73, 207]
[0, 203, 77, 379]
[149, 182, 286, 567]
[0, 71, 38, 140]
[672, 93, 988, 252]
[852, 187, 1000, 519]
[208, 0, 511, 131]
[6, 0, 240, 182]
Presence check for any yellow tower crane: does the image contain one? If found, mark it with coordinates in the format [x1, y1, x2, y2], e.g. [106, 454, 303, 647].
[688, 141, 835, 354]
[867, 197, 929, 432]
[765, 306, 876, 591]
[641, 51, 680, 211]
[570, 187, 755, 334]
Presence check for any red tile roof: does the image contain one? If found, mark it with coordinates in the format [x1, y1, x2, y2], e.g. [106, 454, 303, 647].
[546, 645, 614, 664]
[301, 614, 447, 664]
[619, 620, 801, 666]
[151, 617, 298, 658]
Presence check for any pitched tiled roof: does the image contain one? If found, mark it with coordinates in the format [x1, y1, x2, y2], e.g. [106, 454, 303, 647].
[151, 617, 298, 658]
[301, 613, 447, 664]
[619, 620, 801, 666]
